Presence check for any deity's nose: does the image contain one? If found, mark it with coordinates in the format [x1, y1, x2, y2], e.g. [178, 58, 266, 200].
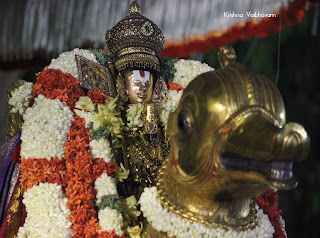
[139, 84, 147, 92]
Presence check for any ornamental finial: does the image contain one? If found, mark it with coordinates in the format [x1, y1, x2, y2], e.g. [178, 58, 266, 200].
[129, 1, 141, 15]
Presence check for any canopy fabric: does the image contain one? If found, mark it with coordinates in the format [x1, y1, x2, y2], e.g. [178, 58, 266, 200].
[0, 0, 315, 62]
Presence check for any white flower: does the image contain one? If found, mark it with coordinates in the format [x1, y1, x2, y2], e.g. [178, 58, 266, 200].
[160, 90, 183, 129]
[20, 95, 74, 160]
[98, 207, 124, 236]
[173, 59, 214, 88]
[17, 183, 72, 238]
[8, 82, 33, 115]
[139, 187, 275, 238]
[94, 173, 118, 203]
[48, 48, 97, 79]
[126, 104, 144, 130]
[89, 138, 113, 162]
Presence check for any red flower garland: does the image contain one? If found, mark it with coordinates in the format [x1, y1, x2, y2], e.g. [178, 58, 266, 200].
[254, 189, 286, 238]
[33, 68, 83, 109]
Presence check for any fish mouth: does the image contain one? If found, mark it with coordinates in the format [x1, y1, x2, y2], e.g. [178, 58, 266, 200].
[221, 152, 297, 189]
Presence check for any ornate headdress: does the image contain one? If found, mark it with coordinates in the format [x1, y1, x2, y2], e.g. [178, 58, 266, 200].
[106, 1, 165, 72]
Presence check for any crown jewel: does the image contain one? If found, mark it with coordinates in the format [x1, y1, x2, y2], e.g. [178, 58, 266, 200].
[106, 1, 165, 72]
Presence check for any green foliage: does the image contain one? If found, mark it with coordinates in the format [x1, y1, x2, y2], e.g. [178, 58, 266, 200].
[87, 122, 111, 140]
[90, 49, 112, 66]
[96, 194, 128, 218]
[158, 57, 179, 82]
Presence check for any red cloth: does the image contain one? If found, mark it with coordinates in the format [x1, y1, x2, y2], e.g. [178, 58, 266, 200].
[0, 179, 26, 238]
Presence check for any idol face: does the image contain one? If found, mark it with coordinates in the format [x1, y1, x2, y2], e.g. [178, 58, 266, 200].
[124, 70, 154, 104]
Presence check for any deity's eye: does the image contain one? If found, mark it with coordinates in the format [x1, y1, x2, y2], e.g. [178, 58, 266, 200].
[178, 112, 191, 136]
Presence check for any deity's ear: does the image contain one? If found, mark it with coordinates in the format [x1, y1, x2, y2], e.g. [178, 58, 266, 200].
[116, 73, 128, 102]
[152, 76, 167, 106]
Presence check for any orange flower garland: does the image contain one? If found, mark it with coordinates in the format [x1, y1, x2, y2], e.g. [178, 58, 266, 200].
[93, 158, 117, 180]
[88, 90, 109, 105]
[19, 158, 66, 192]
[64, 115, 100, 237]
[33, 68, 83, 109]
[167, 81, 184, 92]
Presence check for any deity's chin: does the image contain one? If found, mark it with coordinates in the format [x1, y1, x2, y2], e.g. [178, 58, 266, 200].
[129, 95, 151, 104]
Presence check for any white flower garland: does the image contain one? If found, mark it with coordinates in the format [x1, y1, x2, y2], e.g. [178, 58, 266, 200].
[126, 103, 144, 130]
[8, 82, 33, 115]
[17, 183, 72, 238]
[94, 173, 118, 203]
[89, 138, 113, 163]
[159, 59, 214, 128]
[140, 187, 275, 238]
[94, 173, 124, 236]
[20, 95, 74, 160]
[98, 207, 124, 236]
[48, 48, 98, 79]
[160, 90, 183, 128]
[173, 59, 214, 88]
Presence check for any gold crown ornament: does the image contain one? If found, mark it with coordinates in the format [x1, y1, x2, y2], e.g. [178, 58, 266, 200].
[105, 1, 165, 72]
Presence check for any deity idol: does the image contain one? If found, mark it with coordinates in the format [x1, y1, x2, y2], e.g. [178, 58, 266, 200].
[0, 1, 309, 238]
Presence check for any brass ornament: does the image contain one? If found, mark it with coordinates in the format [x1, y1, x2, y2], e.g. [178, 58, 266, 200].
[154, 61, 309, 234]
[116, 73, 128, 102]
[143, 103, 158, 134]
[75, 55, 115, 96]
[218, 46, 236, 69]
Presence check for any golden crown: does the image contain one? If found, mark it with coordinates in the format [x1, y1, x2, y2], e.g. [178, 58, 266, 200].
[105, 1, 165, 72]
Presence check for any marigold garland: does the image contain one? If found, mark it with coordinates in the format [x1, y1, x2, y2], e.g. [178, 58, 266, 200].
[33, 68, 83, 109]
[254, 189, 286, 238]
[64, 115, 100, 237]
[19, 158, 66, 192]
[167, 81, 184, 91]
[93, 158, 117, 179]
[98, 230, 125, 238]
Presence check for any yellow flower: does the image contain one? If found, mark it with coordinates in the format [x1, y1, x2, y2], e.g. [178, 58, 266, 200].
[127, 223, 143, 238]
[75, 96, 95, 111]
[117, 163, 129, 182]
[122, 195, 141, 219]
[96, 97, 124, 137]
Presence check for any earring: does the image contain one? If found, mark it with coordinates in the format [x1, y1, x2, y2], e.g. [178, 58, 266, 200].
[116, 73, 128, 102]
[143, 103, 158, 134]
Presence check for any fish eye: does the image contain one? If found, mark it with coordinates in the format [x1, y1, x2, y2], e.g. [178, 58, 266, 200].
[178, 112, 190, 136]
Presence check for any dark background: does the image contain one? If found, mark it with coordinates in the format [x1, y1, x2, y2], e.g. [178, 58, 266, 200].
[203, 8, 320, 238]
